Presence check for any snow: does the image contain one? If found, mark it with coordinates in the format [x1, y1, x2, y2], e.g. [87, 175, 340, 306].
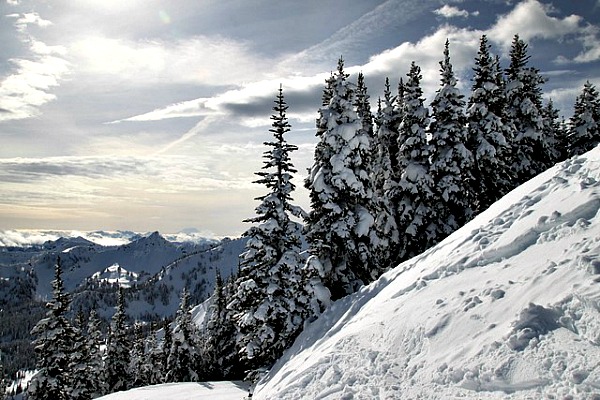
[255, 147, 600, 399]
[96, 381, 250, 400]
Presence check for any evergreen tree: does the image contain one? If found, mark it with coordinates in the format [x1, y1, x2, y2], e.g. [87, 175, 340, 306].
[393, 61, 436, 261]
[466, 35, 513, 212]
[372, 78, 401, 270]
[204, 270, 238, 380]
[85, 309, 106, 397]
[129, 322, 148, 388]
[429, 40, 475, 241]
[160, 319, 173, 383]
[68, 312, 93, 400]
[28, 258, 76, 400]
[104, 288, 131, 393]
[228, 85, 316, 379]
[304, 57, 378, 299]
[568, 80, 600, 157]
[142, 328, 163, 385]
[505, 34, 549, 182]
[166, 288, 200, 382]
[542, 99, 569, 164]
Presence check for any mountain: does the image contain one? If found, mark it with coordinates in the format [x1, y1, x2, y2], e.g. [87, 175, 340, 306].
[253, 148, 600, 399]
[0, 232, 246, 379]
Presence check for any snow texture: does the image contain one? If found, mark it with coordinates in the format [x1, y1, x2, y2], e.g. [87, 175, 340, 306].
[96, 381, 250, 400]
[255, 146, 600, 399]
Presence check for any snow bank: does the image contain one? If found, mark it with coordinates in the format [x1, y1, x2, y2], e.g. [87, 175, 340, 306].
[255, 147, 600, 399]
[96, 381, 249, 400]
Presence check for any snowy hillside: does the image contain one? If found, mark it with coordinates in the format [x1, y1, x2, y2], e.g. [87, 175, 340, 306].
[255, 148, 600, 399]
[96, 381, 250, 400]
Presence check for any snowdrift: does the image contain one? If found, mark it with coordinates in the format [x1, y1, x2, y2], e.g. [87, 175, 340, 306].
[255, 148, 600, 399]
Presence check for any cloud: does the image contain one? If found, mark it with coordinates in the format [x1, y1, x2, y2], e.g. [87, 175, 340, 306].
[0, 13, 70, 121]
[9, 12, 53, 32]
[70, 35, 273, 86]
[433, 5, 478, 19]
[487, 0, 583, 49]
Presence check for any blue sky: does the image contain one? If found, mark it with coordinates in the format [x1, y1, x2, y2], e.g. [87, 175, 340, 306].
[1, 0, 599, 236]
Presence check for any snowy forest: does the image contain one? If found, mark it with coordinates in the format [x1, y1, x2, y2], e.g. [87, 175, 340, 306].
[4, 33, 600, 399]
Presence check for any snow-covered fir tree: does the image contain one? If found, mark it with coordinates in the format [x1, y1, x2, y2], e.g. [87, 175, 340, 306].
[393, 61, 436, 261]
[129, 322, 148, 388]
[304, 58, 378, 299]
[85, 309, 106, 396]
[372, 78, 401, 270]
[166, 288, 201, 382]
[568, 80, 600, 157]
[542, 99, 568, 164]
[104, 288, 131, 393]
[142, 328, 164, 385]
[466, 35, 513, 212]
[204, 271, 239, 380]
[28, 258, 76, 400]
[504, 34, 549, 182]
[68, 312, 94, 400]
[159, 318, 172, 382]
[228, 86, 317, 379]
[429, 39, 475, 241]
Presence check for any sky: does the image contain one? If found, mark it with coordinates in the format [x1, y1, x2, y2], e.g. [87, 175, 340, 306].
[1, 0, 599, 237]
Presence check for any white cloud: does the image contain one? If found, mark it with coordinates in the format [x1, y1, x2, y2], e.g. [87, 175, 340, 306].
[0, 41, 70, 121]
[6, 0, 21, 5]
[70, 35, 273, 86]
[433, 5, 473, 19]
[9, 12, 53, 32]
[487, 0, 583, 49]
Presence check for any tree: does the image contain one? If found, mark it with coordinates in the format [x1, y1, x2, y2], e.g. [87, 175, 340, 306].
[568, 80, 600, 157]
[85, 309, 106, 396]
[228, 85, 316, 379]
[28, 258, 76, 400]
[466, 35, 513, 212]
[542, 99, 568, 164]
[166, 288, 200, 382]
[68, 312, 94, 400]
[372, 78, 401, 270]
[129, 322, 148, 388]
[104, 288, 131, 393]
[394, 61, 436, 261]
[203, 270, 238, 380]
[429, 40, 475, 241]
[505, 34, 549, 182]
[304, 57, 378, 299]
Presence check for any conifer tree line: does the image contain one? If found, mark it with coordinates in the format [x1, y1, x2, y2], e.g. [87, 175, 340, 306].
[21, 34, 600, 399]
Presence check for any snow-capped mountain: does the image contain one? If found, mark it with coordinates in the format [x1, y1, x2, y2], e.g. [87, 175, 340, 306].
[254, 148, 600, 399]
[0, 231, 245, 320]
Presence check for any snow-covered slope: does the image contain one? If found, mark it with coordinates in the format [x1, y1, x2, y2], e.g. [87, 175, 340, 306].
[96, 381, 250, 400]
[255, 148, 600, 399]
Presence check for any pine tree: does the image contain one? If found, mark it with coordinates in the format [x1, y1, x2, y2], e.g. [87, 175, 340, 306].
[28, 258, 76, 400]
[160, 319, 173, 383]
[228, 86, 316, 379]
[372, 78, 401, 270]
[568, 81, 600, 157]
[68, 312, 94, 400]
[104, 288, 131, 393]
[141, 328, 162, 385]
[85, 309, 106, 396]
[542, 99, 568, 164]
[505, 34, 549, 182]
[166, 288, 200, 382]
[394, 61, 436, 261]
[304, 57, 378, 299]
[204, 270, 238, 380]
[129, 322, 148, 388]
[466, 35, 513, 212]
[429, 40, 475, 241]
